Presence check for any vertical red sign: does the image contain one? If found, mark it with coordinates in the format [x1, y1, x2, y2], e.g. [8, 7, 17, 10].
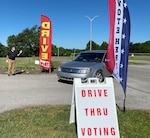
[39, 15, 52, 70]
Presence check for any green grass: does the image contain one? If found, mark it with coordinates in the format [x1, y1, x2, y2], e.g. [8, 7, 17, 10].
[118, 109, 150, 138]
[0, 106, 76, 138]
[128, 62, 145, 65]
[0, 106, 149, 138]
[0, 57, 61, 73]
[0, 56, 149, 73]
[129, 56, 150, 60]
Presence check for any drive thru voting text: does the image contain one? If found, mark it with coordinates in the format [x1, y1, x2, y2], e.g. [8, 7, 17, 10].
[70, 78, 120, 138]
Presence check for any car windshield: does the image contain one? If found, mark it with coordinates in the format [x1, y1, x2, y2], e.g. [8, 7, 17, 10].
[74, 52, 105, 62]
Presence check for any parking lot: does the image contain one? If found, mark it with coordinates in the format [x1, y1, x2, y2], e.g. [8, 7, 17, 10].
[0, 63, 150, 113]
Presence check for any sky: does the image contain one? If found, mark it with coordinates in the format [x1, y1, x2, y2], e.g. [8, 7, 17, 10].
[0, 0, 150, 49]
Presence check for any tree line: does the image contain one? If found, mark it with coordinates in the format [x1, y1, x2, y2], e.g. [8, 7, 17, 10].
[0, 25, 150, 57]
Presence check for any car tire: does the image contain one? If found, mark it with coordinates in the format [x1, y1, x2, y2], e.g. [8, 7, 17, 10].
[94, 70, 104, 82]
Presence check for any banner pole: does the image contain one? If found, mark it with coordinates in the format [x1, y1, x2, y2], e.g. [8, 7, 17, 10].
[123, 94, 126, 112]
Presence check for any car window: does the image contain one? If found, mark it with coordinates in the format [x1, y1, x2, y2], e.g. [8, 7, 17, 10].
[74, 53, 104, 62]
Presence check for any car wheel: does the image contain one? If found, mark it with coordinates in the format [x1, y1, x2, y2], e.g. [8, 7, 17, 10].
[94, 70, 104, 82]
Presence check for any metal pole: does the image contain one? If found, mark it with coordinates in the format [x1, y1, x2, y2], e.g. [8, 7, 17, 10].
[74, 48, 76, 58]
[85, 15, 99, 51]
[90, 21, 92, 51]
[58, 47, 59, 58]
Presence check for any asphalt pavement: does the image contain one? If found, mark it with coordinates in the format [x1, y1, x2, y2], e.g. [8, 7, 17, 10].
[0, 63, 150, 113]
[0, 74, 73, 113]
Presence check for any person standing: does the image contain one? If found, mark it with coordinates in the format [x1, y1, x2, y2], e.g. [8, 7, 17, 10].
[6, 46, 22, 76]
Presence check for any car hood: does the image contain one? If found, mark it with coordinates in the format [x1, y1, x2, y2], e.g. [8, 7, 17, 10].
[61, 61, 102, 68]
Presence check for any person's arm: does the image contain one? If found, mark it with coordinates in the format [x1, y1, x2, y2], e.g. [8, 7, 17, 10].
[17, 50, 22, 56]
[6, 55, 9, 60]
[6, 54, 9, 62]
[6, 52, 9, 62]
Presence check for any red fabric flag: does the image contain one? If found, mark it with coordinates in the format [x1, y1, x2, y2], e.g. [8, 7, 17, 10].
[39, 15, 52, 70]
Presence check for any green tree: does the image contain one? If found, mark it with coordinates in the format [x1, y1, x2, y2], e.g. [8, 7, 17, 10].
[100, 41, 108, 50]
[85, 41, 100, 50]
[59, 47, 65, 56]
[52, 45, 58, 56]
[6, 24, 150, 56]
[0, 43, 8, 57]
[7, 25, 40, 57]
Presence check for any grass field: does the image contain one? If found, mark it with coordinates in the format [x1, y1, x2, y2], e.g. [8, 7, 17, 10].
[129, 56, 150, 60]
[0, 106, 149, 138]
[0, 57, 61, 74]
[0, 55, 149, 73]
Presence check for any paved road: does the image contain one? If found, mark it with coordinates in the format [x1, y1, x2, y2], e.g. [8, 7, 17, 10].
[0, 74, 73, 113]
[115, 64, 150, 110]
[0, 64, 150, 113]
